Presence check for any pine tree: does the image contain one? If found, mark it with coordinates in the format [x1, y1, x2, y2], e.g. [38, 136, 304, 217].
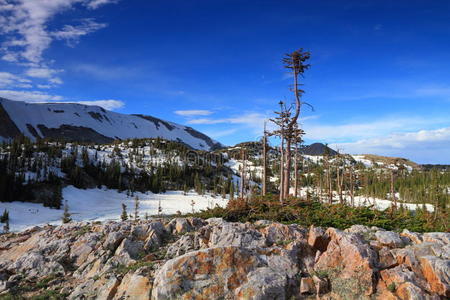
[121, 203, 128, 221]
[62, 200, 72, 224]
[0, 209, 9, 223]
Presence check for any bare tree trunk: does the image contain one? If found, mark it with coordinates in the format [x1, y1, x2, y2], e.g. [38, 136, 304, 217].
[283, 137, 291, 199]
[240, 149, 245, 199]
[337, 164, 343, 204]
[325, 155, 332, 204]
[262, 122, 267, 197]
[390, 169, 396, 209]
[279, 136, 285, 203]
[294, 142, 298, 198]
[350, 166, 355, 207]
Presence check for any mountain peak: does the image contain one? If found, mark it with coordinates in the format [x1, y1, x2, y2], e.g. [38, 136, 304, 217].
[0, 98, 222, 150]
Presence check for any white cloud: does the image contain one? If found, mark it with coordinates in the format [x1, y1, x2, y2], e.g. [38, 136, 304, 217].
[187, 113, 267, 127]
[0, 0, 118, 86]
[186, 112, 270, 140]
[0, 91, 124, 110]
[73, 63, 140, 81]
[86, 0, 118, 9]
[175, 110, 213, 117]
[203, 128, 238, 138]
[74, 99, 124, 110]
[0, 89, 63, 102]
[1, 52, 18, 62]
[25, 67, 61, 79]
[37, 84, 52, 89]
[52, 19, 107, 46]
[331, 127, 450, 164]
[303, 117, 448, 143]
[0, 72, 32, 88]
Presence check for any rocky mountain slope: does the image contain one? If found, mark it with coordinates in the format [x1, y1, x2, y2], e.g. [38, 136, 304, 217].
[0, 98, 222, 150]
[0, 218, 448, 299]
[301, 143, 339, 156]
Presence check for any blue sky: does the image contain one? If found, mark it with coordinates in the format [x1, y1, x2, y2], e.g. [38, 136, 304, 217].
[0, 0, 449, 163]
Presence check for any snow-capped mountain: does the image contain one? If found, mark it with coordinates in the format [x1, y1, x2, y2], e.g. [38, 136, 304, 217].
[0, 97, 222, 150]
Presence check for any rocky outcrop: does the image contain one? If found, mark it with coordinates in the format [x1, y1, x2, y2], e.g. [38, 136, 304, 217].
[0, 220, 448, 299]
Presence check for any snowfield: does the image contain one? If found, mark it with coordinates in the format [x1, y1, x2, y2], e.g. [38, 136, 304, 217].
[1, 186, 228, 232]
[295, 187, 434, 212]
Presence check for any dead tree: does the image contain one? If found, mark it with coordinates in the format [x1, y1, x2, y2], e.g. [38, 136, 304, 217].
[323, 145, 333, 204]
[262, 121, 268, 197]
[349, 165, 355, 206]
[390, 168, 397, 209]
[269, 49, 311, 202]
[270, 101, 290, 203]
[336, 150, 345, 204]
[281, 49, 311, 200]
[240, 148, 246, 199]
[293, 126, 304, 198]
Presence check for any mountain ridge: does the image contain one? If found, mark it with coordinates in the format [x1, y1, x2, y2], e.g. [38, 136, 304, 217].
[0, 97, 222, 150]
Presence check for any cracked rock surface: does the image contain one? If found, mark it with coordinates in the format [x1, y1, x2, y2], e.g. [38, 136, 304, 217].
[0, 218, 448, 299]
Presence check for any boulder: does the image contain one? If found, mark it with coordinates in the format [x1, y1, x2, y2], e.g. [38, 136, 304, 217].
[422, 232, 450, 245]
[165, 233, 199, 258]
[114, 238, 145, 263]
[152, 246, 298, 299]
[260, 223, 306, 246]
[113, 268, 152, 300]
[375, 231, 406, 248]
[379, 265, 429, 300]
[207, 222, 266, 248]
[314, 228, 377, 297]
[166, 218, 192, 234]
[401, 229, 423, 244]
[103, 231, 125, 252]
[307, 226, 330, 252]
[419, 256, 450, 297]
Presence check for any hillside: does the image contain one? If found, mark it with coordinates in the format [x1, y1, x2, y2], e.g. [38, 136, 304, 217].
[0, 98, 222, 151]
[301, 143, 339, 156]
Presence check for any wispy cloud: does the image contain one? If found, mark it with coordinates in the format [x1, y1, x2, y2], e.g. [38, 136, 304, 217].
[338, 84, 450, 101]
[174, 110, 213, 117]
[0, 90, 124, 110]
[187, 112, 266, 127]
[331, 127, 450, 164]
[0, 0, 118, 86]
[25, 67, 62, 79]
[202, 128, 238, 139]
[73, 63, 138, 80]
[303, 116, 448, 143]
[52, 19, 107, 47]
[0, 72, 32, 88]
[0, 89, 63, 102]
[86, 0, 119, 9]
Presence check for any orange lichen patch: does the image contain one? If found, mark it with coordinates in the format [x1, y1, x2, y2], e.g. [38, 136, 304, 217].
[114, 273, 152, 300]
[315, 228, 377, 296]
[419, 256, 450, 297]
[235, 286, 256, 299]
[396, 282, 424, 300]
[152, 247, 261, 299]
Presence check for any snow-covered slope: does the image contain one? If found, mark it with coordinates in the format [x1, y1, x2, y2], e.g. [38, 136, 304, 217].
[0, 97, 222, 150]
